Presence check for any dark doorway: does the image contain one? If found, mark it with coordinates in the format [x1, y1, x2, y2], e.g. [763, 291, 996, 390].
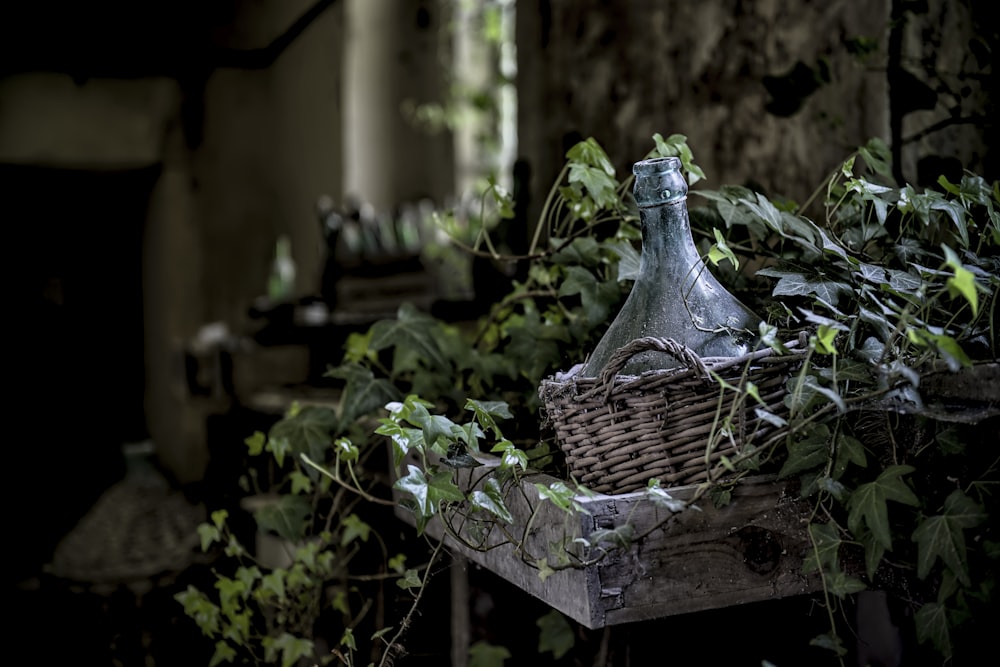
[3, 162, 161, 582]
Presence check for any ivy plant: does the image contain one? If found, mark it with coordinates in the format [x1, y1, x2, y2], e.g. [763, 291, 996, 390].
[177, 134, 998, 666]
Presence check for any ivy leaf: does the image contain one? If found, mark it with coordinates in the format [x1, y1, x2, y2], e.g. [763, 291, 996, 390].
[915, 602, 952, 659]
[369, 303, 449, 372]
[809, 632, 847, 657]
[536, 610, 575, 660]
[504, 307, 568, 383]
[469, 477, 514, 523]
[404, 401, 462, 453]
[558, 265, 620, 325]
[397, 568, 422, 590]
[393, 465, 465, 527]
[861, 530, 886, 581]
[536, 481, 590, 515]
[549, 236, 603, 268]
[468, 641, 512, 667]
[803, 521, 841, 574]
[254, 494, 312, 543]
[832, 433, 867, 480]
[339, 514, 371, 547]
[912, 490, 987, 586]
[778, 423, 830, 480]
[757, 268, 853, 306]
[268, 405, 339, 464]
[327, 363, 402, 427]
[942, 244, 979, 316]
[707, 228, 740, 270]
[847, 465, 919, 550]
[826, 569, 868, 599]
[566, 136, 615, 176]
[645, 479, 690, 513]
[245, 431, 266, 457]
[605, 238, 641, 281]
[465, 399, 512, 438]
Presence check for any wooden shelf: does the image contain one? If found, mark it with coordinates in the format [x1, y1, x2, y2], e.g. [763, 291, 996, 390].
[393, 456, 821, 629]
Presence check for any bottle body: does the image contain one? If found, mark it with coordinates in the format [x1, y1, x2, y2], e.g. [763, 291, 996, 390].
[580, 156, 760, 377]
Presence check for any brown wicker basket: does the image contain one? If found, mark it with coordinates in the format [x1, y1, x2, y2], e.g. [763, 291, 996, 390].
[539, 336, 808, 495]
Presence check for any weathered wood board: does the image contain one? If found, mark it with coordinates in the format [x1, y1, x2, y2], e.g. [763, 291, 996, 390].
[393, 457, 821, 629]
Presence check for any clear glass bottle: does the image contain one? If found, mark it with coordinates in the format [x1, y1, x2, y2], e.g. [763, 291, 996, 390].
[580, 156, 760, 377]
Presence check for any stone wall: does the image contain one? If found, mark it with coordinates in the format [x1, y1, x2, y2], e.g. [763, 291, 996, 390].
[516, 0, 992, 221]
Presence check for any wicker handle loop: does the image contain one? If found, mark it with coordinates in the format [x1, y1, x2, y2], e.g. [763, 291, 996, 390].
[585, 336, 709, 402]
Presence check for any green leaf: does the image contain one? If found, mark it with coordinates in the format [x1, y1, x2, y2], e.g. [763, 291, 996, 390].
[268, 406, 339, 464]
[566, 136, 615, 176]
[327, 363, 402, 427]
[756, 268, 852, 306]
[707, 228, 740, 270]
[266, 632, 314, 667]
[536, 610, 575, 660]
[778, 423, 830, 479]
[915, 602, 952, 659]
[465, 398, 513, 438]
[847, 465, 919, 550]
[942, 244, 979, 316]
[198, 523, 222, 552]
[254, 494, 313, 543]
[809, 632, 847, 656]
[645, 479, 690, 513]
[826, 569, 868, 598]
[558, 265, 621, 325]
[536, 481, 590, 515]
[832, 433, 866, 480]
[803, 522, 841, 574]
[468, 641, 512, 667]
[397, 568, 422, 590]
[369, 302, 450, 372]
[912, 490, 987, 586]
[470, 477, 514, 523]
[244, 431, 266, 456]
[861, 530, 886, 581]
[208, 640, 236, 667]
[394, 464, 465, 525]
[339, 514, 372, 547]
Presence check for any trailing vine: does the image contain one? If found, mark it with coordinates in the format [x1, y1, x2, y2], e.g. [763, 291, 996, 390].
[176, 134, 998, 666]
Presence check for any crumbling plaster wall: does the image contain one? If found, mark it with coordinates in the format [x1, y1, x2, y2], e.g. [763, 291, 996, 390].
[517, 0, 991, 220]
[518, 0, 891, 210]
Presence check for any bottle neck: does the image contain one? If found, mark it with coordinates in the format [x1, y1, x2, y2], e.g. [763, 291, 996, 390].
[637, 198, 704, 282]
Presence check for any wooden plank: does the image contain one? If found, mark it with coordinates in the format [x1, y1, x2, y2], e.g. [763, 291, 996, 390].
[393, 455, 821, 629]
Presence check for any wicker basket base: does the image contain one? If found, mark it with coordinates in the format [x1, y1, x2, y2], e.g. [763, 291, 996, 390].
[539, 337, 806, 494]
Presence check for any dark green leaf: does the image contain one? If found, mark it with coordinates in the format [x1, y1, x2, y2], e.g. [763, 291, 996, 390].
[912, 490, 987, 585]
[465, 399, 513, 438]
[915, 602, 952, 659]
[327, 363, 402, 427]
[536, 610, 575, 660]
[803, 522, 841, 574]
[558, 265, 621, 326]
[826, 569, 868, 598]
[470, 477, 513, 523]
[809, 633, 847, 656]
[832, 433, 867, 480]
[369, 303, 450, 372]
[847, 465, 919, 550]
[254, 495, 312, 543]
[393, 465, 465, 525]
[468, 641, 512, 667]
[268, 405, 339, 464]
[778, 423, 830, 479]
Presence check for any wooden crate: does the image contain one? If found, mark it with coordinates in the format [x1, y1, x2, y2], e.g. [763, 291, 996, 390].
[393, 457, 820, 629]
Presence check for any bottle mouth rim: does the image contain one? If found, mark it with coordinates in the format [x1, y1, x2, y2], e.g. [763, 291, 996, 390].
[633, 156, 681, 175]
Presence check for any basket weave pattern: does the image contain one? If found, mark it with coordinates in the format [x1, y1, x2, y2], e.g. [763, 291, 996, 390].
[539, 336, 806, 495]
